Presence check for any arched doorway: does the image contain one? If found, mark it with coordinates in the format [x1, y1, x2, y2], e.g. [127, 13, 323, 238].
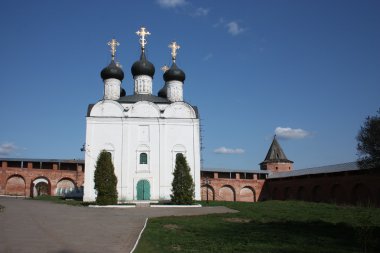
[137, 180, 150, 200]
[32, 178, 50, 197]
[6, 175, 26, 196]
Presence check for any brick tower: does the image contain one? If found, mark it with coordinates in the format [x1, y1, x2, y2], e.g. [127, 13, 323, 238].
[260, 135, 293, 172]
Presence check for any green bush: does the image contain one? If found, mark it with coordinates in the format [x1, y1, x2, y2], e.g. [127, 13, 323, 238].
[171, 153, 195, 205]
[94, 150, 118, 205]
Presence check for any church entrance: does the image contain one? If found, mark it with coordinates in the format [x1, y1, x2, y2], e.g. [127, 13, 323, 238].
[137, 180, 150, 200]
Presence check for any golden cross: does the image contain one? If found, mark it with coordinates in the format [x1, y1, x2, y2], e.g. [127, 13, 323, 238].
[161, 64, 169, 73]
[136, 27, 151, 49]
[107, 38, 120, 60]
[169, 41, 180, 62]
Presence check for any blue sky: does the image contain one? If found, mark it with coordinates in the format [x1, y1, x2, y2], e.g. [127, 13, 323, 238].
[0, 0, 379, 170]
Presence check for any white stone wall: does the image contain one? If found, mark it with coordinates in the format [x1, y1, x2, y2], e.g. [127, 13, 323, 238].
[83, 100, 201, 202]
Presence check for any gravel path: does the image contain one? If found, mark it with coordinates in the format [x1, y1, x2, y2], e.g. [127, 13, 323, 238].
[0, 197, 236, 253]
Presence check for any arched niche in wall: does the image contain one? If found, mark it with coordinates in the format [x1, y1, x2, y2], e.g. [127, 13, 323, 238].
[56, 178, 76, 196]
[6, 175, 26, 196]
[101, 143, 115, 162]
[172, 144, 187, 171]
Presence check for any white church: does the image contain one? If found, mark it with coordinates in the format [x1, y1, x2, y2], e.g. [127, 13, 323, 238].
[83, 27, 201, 202]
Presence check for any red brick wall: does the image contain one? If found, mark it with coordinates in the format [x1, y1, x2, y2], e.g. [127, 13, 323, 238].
[264, 169, 380, 206]
[0, 161, 84, 197]
[261, 162, 293, 172]
[200, 172, 266, 202]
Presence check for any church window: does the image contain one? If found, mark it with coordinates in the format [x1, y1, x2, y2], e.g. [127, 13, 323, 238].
[140, 153, 148, 164]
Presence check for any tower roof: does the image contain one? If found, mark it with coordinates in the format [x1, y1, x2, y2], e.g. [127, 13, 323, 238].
[260, 136, 293, 164]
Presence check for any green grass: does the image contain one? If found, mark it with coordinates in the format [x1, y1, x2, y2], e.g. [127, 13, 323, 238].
[135, 201, 380, 253]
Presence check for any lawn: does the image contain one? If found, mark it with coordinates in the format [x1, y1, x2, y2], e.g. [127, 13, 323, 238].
[134, 201, 380, 253]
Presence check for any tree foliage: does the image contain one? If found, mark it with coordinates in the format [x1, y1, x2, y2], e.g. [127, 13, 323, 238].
[171, 153, 195, 204]
[357, 109, 380, 169]
[94, 150, 118, 205]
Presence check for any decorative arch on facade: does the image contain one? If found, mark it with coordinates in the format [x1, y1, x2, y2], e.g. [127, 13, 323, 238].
[172, 144, 187, 171]
[312, 185, 322, 202]
[296, 186, 307, 201]
[90, 100, 124, 117]
[5, 175, 26, 196]
[128, 101, 160, 118]
[218, 185, 236, 202]
[101, 143, 115, 160]
[31, 177, 51, 197]
[239, 186, 256, 202]
[351, 183, 372, 205]
[201, 184, 215, 201]
[330, 184, 346, 204]
[163, 102, 196, 119]
[56, 178, 76, 196]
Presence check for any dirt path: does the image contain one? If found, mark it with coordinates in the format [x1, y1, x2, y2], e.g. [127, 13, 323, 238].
[0, 197, 236, 253]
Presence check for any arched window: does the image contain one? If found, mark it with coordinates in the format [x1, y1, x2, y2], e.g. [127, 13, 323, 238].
[140, 153, 148, 164]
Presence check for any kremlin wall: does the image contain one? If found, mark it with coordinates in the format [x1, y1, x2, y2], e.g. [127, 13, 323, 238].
[1, 137, 378, 207]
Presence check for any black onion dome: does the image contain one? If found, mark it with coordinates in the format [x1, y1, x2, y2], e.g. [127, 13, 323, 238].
[158, 86, 167, 98]
[101, 60, 124, 81]
[120, 87, 126, 97]
[163, 63, 185, 82]
[131, 51, 155, 77]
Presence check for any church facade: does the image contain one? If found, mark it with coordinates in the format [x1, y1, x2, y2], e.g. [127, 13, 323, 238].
[83, 28, 201, 202]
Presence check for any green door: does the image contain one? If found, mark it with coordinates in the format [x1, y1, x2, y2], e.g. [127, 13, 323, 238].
[137, 180, 150, 200]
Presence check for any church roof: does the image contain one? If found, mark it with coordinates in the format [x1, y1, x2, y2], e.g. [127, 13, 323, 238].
[118, 94, 170, 104]
[260, 136, 293, 164]
[87, 97, 199, 118]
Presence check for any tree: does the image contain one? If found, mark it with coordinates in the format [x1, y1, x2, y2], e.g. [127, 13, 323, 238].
[171, 153, 195, 204]
[94, 150, 118, 205]
[357, 109, 380, 169]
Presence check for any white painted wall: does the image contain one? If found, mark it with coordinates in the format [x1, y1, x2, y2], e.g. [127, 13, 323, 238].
[83, 100, 201, 202]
